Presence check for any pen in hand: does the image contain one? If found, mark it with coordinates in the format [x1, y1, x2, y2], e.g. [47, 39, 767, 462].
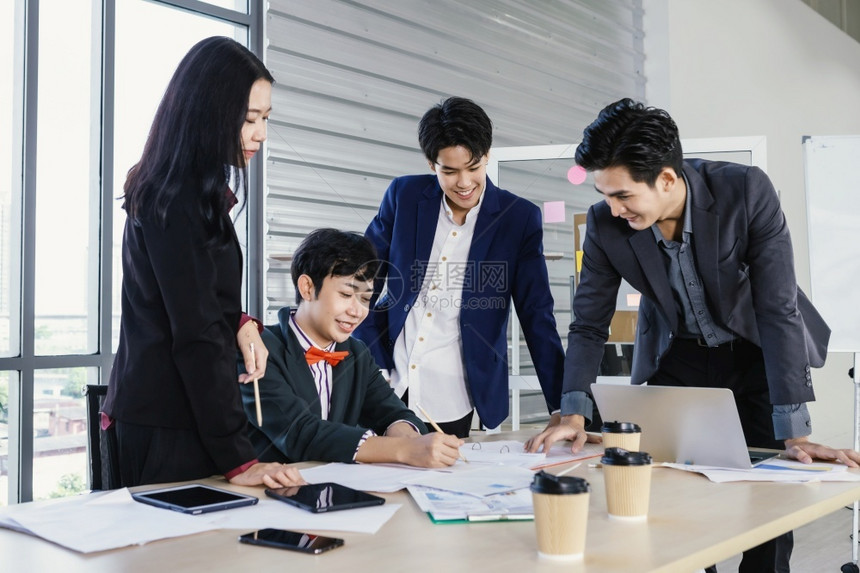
[250, 342, 263, 426]
[417, 404, 468, 463]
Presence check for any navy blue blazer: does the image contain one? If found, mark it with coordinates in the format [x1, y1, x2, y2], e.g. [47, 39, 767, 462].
[563, 159, 830, 409]
[354, 174, 565, 429]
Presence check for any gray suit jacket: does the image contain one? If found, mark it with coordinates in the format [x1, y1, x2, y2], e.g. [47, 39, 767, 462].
[563, 159, 829, 409]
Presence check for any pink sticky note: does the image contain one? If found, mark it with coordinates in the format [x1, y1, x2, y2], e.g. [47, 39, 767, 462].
[543, 201, 566, 224]
[567, 165, 587, 185]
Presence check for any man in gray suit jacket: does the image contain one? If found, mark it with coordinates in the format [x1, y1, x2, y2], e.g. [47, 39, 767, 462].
[527, 99, 860, 573]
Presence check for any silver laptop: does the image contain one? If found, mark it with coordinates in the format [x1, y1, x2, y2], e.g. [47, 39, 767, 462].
[590, 383, 778, 469]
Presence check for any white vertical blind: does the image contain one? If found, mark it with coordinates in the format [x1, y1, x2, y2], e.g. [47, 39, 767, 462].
[264, 0, 645, 319]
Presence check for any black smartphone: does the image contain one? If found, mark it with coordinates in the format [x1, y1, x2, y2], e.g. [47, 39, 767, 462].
[265, 482, 385, 513]
[239, 528, 344, 554]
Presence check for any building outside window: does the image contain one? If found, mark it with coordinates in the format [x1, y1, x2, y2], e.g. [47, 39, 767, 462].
[0, 0, 260, 506]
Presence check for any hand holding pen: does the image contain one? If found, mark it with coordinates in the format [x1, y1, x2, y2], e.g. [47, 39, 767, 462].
[237, 319, 268, 383]
[249, 342, 263, 426]
[417, 404, 468, 464]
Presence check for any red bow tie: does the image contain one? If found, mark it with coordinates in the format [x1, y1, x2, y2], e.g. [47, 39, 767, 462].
[305, 346, 349, 367]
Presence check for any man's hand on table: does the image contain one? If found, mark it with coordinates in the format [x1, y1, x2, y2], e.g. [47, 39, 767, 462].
[784, 437, 860, 468]
[524, 414, 601, 453]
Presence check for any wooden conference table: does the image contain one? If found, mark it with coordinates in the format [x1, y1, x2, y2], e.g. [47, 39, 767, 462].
[3, 431, 860, 573]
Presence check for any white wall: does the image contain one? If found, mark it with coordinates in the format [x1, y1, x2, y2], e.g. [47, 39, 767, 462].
[645, 0, 860, 446]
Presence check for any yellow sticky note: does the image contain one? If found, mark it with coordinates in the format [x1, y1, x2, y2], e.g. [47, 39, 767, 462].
[576, 250, 583, 272]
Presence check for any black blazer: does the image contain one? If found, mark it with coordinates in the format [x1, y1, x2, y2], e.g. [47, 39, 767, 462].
[105, 188, 257, 475]
[564, 159, 830, 407]
[240, 307, 428, 463]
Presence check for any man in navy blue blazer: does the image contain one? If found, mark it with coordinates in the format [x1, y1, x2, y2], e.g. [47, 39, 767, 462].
[354, 97, 564, 437]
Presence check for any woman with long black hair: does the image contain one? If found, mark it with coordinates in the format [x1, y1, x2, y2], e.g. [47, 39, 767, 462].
[105, 36, 304, 488]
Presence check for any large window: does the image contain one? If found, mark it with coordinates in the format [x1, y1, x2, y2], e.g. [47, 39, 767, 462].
[112, 1, 248, 351]
[0, 0, 23, 508]
[0, 371, 14, 506]
[35, 1, 100, 357]
[1, 0, 22, 359]
[0, 0, 264, 505]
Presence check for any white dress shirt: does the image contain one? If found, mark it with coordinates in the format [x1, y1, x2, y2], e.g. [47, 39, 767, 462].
[390, 192, 484, 422]
[289, 313, 338, 420]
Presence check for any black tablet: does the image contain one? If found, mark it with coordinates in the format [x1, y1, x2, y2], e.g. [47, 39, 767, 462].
[131, 484, 259, 515]
[265, 482, 385, 513]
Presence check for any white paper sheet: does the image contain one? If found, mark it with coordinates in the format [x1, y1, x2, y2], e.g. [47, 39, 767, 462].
[463, 439, 602, 470]
[0, 489, 218, 553]
[460, 440, 545, 467]
[406, 485, 534, 522]
[0, 486, 401, 554]
[532, 440, 604, 469]
[299, 463, 451, 492]
[298, 441, 595, 495]
[662, 459, 860, 483]
[209, 497, 400, 533]
[402, 465, 535, 497]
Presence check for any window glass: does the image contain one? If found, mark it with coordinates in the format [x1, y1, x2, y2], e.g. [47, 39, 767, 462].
[31, 368, 92, 501]
[112, 1, 247, 351]
[0, 0, 22, 358]
[0, 370, 12, 507]
[199, 0, 248, 12]
[34, 0, 99, 355]
[497, 158, 594, 374]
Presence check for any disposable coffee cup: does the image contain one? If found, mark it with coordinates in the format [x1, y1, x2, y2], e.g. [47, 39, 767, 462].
[600, 420, 641, 451]
[530, 470, 590, 561]
[601, 447, 652, 521]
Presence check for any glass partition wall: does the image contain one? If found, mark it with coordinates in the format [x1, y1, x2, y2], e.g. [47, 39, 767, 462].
[489, 138, 766, 426]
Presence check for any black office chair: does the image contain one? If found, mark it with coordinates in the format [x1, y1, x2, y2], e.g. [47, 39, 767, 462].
[83, 384, 121, 490]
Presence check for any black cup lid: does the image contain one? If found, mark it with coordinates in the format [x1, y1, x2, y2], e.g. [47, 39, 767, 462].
[530, 470, 590, 494]
[600, 420, 641, 433]
[601, 447, 652, 466]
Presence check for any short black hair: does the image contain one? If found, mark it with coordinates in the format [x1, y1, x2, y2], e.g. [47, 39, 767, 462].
[575, 98, 683, 187]
[291, 228, 380, 304]
[418, 97, 493, 164]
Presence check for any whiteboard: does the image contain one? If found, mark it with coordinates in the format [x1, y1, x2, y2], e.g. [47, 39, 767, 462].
[803, 135, 860, 352]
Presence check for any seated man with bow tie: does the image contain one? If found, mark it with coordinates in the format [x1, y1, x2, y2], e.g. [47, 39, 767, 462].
[238, 228, 463, 467]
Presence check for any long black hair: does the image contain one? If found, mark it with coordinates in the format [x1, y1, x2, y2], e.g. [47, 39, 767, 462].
[123, 36, 274, 245]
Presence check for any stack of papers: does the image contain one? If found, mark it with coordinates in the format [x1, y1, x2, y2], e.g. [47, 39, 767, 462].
[299, 440, 601, 493]
[403, 465, 535, 497]
[460, 439, 603, 470]
[0, 487, 401, 553]
[407, 485, 535, 523]
[403, 465, 537, 522]
[285, 439, 603, 525]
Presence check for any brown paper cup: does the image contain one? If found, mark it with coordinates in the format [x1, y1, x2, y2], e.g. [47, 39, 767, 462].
[601, 431, 641, 451]
[603, 464, 651, 521]
[532, 490, 590, 560]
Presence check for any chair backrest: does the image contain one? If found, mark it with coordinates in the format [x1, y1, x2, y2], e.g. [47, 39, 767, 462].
[84, 384, 121, 490]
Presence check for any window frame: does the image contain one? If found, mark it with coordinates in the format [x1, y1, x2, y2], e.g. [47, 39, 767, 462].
[0, 0, 266, 504]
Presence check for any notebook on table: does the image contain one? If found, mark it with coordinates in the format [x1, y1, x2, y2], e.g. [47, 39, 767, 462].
[590, 383, 779, 469]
